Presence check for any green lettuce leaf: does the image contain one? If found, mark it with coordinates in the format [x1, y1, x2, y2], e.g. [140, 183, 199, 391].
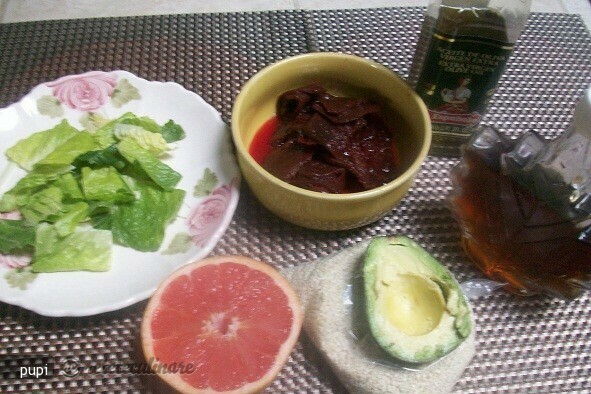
[50, 173, 85, 202]
[0, 171, 62, 212]
[5, 120, 78, 170]
[161, 120, 186, 143]
[0, 219, 36, 254]
[117, 139, 181, 191]
[32, 223, 111, 273]
[110, 178, 185, 252]
[120, 115, 161, 133]
[53, 202, 89, 237]
[119, 116, 185, 143]
[34, 131, 98, 173]
[2, 112, 188, 273]
[19, 186, 63, 225]
[88, 201, 114, 231]
[91, 112, 137, 149]
[89, 113, 185, 150]
[72, 144, 127, 171]
[114, 124, 170, 156]
[80, 167, 135, 203]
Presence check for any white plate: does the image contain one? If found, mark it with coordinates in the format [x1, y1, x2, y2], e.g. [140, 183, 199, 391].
[0, 70, 241, 316]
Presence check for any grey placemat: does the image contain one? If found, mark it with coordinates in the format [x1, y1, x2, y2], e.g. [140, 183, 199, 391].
[1, 8, 591, 393]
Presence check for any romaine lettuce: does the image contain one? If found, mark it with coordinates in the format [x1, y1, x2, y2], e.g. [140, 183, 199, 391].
[114, 124, 170, 156]
[80, 167, 135, 203]
[120, 115, 161, 133]
[34, 131, 98, 173]
[0, 171, 61, 212]
[110, 178, 185, 252]
[53, 202, 89, 237]
[92, 112, 138, 149]
[119, 115, 185, 142]
[19, 186, 63, 225]
[161, 120, 186, 143]
[6, 120, 78, 170]
[2, 113, 187, 273]
[32, 223, 111, 273]
[51, 173, 85, 202]
[117, 139, 181, 191]
[0, 219, 36, 254]
[72, 145, 127, 171]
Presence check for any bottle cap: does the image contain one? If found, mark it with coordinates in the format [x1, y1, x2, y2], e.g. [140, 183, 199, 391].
[573, 87, 591, 139]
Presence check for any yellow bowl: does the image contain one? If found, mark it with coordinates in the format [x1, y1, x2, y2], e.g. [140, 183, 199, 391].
[231, 52, 431, 230]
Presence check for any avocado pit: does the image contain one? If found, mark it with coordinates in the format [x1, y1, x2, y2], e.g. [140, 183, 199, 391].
[378, 274, 445, 337]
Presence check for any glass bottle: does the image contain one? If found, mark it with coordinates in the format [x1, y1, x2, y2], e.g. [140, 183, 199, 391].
[409, 0, 532, 156]
[448, 88, 591, 299]
[503, 86, 591, 232]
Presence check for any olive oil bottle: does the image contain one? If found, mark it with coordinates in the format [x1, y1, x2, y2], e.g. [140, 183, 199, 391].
[409, 0, 532, 156]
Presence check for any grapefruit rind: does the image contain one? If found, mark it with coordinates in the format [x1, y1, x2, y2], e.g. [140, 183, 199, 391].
[141, 255, 303, 394]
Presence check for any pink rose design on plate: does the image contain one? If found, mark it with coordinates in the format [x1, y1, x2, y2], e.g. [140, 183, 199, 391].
[47, 71, 117, 111]
[0, 211, 21, 220]
[0, 254, 32, 269]
[0, 211, 32, 269]
[187, 183, 233, 247]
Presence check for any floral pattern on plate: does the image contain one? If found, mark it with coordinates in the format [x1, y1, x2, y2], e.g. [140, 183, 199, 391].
[36, 71, 140, 117]
[163, 170, 239, 255]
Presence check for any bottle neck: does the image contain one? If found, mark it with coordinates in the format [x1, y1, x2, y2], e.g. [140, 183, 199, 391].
[427, 0, 532, 43]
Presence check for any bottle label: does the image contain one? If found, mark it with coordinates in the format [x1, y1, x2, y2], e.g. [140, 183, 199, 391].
[416, 30, 514, 136]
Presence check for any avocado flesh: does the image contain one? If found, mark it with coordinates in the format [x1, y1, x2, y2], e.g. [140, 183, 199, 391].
[381, 273, 445, 336]
[364, 236, 473, 364]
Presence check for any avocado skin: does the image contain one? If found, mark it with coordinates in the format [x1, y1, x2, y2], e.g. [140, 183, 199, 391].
[363, 236, 473, 364]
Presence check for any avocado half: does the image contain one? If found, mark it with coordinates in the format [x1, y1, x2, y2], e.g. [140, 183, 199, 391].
[363, 236, 472, 364]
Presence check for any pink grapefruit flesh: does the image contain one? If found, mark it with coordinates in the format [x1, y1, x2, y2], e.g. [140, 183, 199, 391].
[141, 255, 303, 394]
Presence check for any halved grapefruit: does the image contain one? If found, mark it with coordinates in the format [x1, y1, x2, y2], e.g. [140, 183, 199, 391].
[141, 255, 303, 393]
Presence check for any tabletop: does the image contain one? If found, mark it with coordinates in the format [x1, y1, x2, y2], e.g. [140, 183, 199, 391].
[1, 2, 591, 394]
[1, 0, 591, 30]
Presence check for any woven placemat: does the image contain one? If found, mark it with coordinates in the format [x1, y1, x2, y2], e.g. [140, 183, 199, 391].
[1, 8, 591, 393]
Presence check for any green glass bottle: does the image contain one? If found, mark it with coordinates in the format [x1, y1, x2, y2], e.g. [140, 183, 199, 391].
[409, 0, 532, 156]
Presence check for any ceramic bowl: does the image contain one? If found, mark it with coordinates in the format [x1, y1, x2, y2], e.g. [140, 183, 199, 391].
[231, 52, 431, 230]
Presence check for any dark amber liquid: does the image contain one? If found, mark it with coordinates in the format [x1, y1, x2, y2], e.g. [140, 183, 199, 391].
[450, 150, 591, 299]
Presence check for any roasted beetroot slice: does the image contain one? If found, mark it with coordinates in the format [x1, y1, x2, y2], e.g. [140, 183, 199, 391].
[347, 126, 396, 189]
[290, 160, 348, 193]
[262, 143, 314, 183]
[264, 83, 400, 193]
[301, 113, 352, 154]
[277, 83, 326, 121]
[314, 95, 381, 124]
